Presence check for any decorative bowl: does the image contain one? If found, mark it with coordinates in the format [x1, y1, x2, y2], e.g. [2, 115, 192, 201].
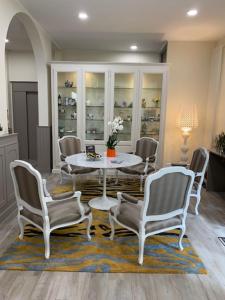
[86, 152, 102, 161]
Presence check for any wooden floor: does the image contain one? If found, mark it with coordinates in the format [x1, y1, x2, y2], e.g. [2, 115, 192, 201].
[0, 177, 225, 300]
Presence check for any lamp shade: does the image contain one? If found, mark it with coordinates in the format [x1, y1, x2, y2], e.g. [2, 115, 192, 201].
[177, 105, 198, 133]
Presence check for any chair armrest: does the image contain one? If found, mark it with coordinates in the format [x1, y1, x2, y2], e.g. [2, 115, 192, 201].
[144, 157, 150, 174]
[121, 192, 139, 204]
[43, 179, 50, 197]
[51, 191, 75, 200]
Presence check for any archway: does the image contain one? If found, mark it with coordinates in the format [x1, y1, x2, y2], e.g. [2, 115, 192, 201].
[3, 11, 50, 165]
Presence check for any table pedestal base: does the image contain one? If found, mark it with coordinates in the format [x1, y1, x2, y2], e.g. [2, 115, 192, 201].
[89, 196, 117, 210]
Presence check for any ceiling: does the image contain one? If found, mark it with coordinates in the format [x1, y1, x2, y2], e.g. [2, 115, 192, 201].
[10, 0, 225, 52]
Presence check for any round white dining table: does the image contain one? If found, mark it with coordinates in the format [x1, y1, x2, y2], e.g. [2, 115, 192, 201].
[65, 152, 142, 210]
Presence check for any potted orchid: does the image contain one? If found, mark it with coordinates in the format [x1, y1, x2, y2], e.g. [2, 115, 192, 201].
[106, 117, 124, 157]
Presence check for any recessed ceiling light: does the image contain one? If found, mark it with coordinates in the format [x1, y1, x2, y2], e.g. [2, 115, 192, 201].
[78, 12, 89, 20]
[5, 38, 9, 43]
[130, 45, 138, 51]
[187, 9, 198, 17]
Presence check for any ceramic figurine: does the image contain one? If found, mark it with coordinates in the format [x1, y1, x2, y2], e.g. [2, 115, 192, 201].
[58, 94, 62, 105]
[142, 98, 146, 108]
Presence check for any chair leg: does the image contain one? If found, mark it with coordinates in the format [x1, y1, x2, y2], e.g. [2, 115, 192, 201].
[87, 213, 92, 241]
[115, 169, 119, 185]
[195, 194, 201, 215]
[178, 225, 186, 251]
[109, 214, 115, 241]
[18, 214, 24, 240]
[43, 222, 50, 259]
[140, 175, 144, 192]
[138, 231, 146, 265]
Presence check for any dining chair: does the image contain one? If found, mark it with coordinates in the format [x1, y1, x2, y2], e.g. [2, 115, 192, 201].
[189, 148, 209, 215]
[116, 137, 159, 191]
[58, 135, 100, 190]
[109, 166, 195, 265]
[10, 160, 93, 259]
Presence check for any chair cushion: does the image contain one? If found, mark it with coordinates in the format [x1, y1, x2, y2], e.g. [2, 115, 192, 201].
[118, 163, 154, 175]
[62, 164, 96, 175]
[21, 199, 91, 228]
[110, 202, 181, 233]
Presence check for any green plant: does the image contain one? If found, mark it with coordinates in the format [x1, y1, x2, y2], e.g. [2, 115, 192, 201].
[106, 133, 118, 149]
[215, 132, 225, 154]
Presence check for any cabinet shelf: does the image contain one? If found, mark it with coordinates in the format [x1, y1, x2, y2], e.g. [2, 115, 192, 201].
[86, 132, 104, 135]
[86, 119, 104, 121]
[58, 86, 77, 89]
[86, 105, 104, 108]
[142, 107, 160, 109]
[59, 118, 77, 121]
[141, 119, 160, 122]
[142, 87, 162, 90]
[114, 106, 132, 109]
[86, 86, 104, 89]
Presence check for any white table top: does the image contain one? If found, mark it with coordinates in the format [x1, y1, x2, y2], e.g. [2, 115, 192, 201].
[65, 152, 142, 169]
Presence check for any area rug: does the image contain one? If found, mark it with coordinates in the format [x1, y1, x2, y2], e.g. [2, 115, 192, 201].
[0, 179, 207, 274]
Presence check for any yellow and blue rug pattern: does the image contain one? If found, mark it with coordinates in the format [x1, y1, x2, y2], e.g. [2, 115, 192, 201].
[0, 179, 207, 274]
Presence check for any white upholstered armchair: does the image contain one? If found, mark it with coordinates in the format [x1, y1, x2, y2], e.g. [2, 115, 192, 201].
[116, 137, 159, 192]
[10, 160, 92, 259]
[58, 135, 100, 190]
[109, 166, 195, 265]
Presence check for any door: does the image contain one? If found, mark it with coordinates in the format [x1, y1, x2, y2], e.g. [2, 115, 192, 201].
[84, 71, 107, 145]
[27, 92, 38, 161]
[0, 146, 6, 210]
[110, 70, 138, 150]
[139, 73, 163, 141]
[12, 82, 38, 163]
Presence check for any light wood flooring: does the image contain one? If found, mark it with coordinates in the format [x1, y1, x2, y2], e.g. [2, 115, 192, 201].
[0, 176, 225, 300]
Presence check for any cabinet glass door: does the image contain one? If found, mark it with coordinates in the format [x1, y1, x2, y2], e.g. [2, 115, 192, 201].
[140, 73, 162, 140]
[113, 73, 134, 141]
[85, 72, 105, 141]
[57, 72, 78, 138]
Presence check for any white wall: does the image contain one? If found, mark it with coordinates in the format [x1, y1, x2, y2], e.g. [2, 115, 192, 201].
[0, 0, 52, 133]
[164, 41, 215, 164]
[204, 38, 225, 147]
[54, 49, 160, 63]
[6, 50, 37, 81]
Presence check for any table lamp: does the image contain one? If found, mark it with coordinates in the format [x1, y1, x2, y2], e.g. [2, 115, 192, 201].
[177, 105, 198, 163]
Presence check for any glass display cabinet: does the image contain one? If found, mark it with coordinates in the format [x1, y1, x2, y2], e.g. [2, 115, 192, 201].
[113, 73, 135, 142]
[57, 72, 78, 138]
[140, 73, 162, 141]
[85, 72, 105, 141]
[51, 63, 168, 170]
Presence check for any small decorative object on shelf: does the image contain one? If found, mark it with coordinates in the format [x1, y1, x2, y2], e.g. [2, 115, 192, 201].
[0, 123, 3, 132]
[128, 102, 133, 108]
[64, 80, 73, 88]
[215, 132, 225, 154]
[122, 101, 127, 107]
[58, 94, 62, 105]
[152, 97, 160, 108]
[106, 117, 123, 157]
[71, 112, 77, 120]
[142, 98, 146, 108]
